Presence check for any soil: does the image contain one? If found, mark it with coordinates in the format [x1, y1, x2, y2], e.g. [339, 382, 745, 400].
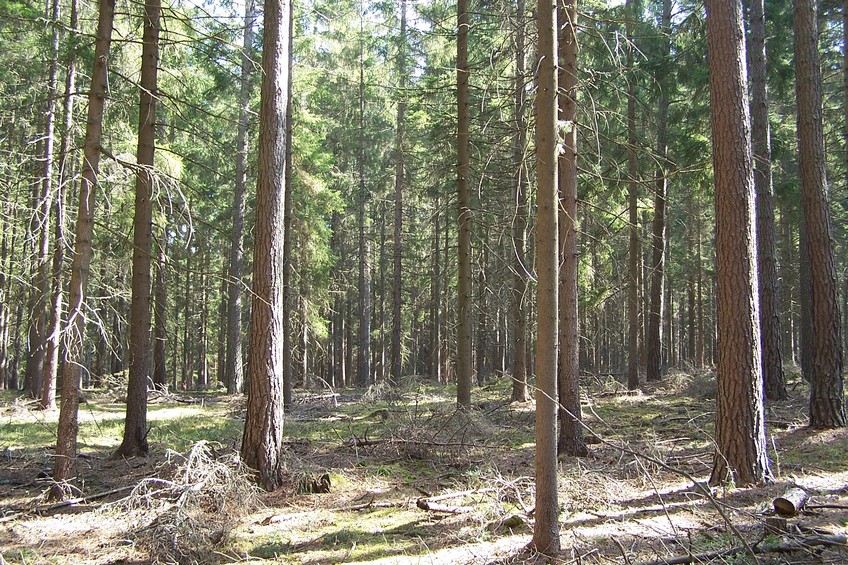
[1, 370, 846, 564]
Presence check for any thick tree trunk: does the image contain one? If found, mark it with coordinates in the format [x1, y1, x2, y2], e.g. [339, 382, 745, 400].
[557, 0, 586, 458]
[532, 0, 560, 553]
[241, 0, 290, 490]
[706, 0, 771, 486]
[53, 0, 116, 491]
[746, 0, 786, 401]
[114, 0, 160, 458]
[456, 0, 473, 408]
[794, 0, 846, 428]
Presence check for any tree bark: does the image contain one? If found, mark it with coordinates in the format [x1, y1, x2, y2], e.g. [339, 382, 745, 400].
[794, 0, 846, 428]
[557, 0, 586, 458]
[645, 0, 670, 383]
[391, 0, 407, 386]
[532, 0, 560, 553]
[42, 0, 78, 409]
[282, 0, 294, 407]
[34, 0, 64, 408]
[225, 0, 255, 395]
[746, 0, 786, 401]
[152, 230, 167, 387]
[626, 0, 640, 390]
[357, 1, 372, 389]
[456, 0, 473, 408]
[241, 0, 290, 489]
[431, 200, 442, 383]
[705, 0, 771, 486]
[53, 0, 116, 490]
[510, 0, 529, 402]
[114, 0, 160, 458]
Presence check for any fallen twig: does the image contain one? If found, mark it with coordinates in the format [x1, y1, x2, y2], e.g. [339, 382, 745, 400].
[0, 485, 136, 522]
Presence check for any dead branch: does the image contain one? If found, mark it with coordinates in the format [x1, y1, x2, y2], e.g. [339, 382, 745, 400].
[343, 435, 495, 450]
[345, 499, 406, 511]
[415, 498, 472, 514]
[807, 503, 848, 511]
[419, 487, 497, 503]
[0, 485, 136, 522]
[414, 487, 497, 514]
[634, 534, 848, 565]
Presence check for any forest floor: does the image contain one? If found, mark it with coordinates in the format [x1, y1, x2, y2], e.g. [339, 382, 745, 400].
[1, 369, 847, 564]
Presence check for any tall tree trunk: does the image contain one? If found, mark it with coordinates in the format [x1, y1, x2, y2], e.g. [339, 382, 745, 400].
[196, 248, 208, 389]
[626, 0, 640, 390]
[52, 0, 116, 492]
[42, 0, 78, 409]
[27, 0, 63, 400]
[706, 0, 771, 486]
[0, 211, 9, 390]
[378, 201, 388, 382]
[181, 247, 191, 389]
[695, 207, 705, 368]
[645, 0, 670, 382]
[510, 0, 529, 402]
[795, 0, 846, 428]
[358, 0, 372, 388]
[152, 231, 167, 387]
[226, 0, 255, 395]
[391, 0, 407, 385]
[746, 0, 786, 401]
[282, 0, 294, 407]
[456, 0, 473, 408]
[241, 0, 290, 490]
[557, 0, 586, 457]
[476, 241, 488, 385]
[114, 0, 160, 458]
[532, 0, 560, 553]
[431, 200, 442, 382]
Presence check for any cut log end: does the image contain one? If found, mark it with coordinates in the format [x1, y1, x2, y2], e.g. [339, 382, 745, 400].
[773, 486, 809, 517]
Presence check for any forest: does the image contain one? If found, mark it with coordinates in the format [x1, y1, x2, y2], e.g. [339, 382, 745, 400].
[1, 0, 848, 561]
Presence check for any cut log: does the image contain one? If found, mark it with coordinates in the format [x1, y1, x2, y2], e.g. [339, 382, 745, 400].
[416, 498, 472, 514]
[773, 486, 809, 516]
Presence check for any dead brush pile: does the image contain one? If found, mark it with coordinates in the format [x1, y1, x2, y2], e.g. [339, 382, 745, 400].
[106, 440, 258, 564]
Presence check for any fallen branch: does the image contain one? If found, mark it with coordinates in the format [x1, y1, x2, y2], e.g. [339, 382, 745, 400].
[416, 498, 472, 514]
[346, 500, 405, 511]
[414, 487, 497, 514]
[418, 487, 496, 503]
[0, 485, 137, 522]
[634, 534, 848, 565]
[343, 435, 495, 450]
[806, 503, 848, 511]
